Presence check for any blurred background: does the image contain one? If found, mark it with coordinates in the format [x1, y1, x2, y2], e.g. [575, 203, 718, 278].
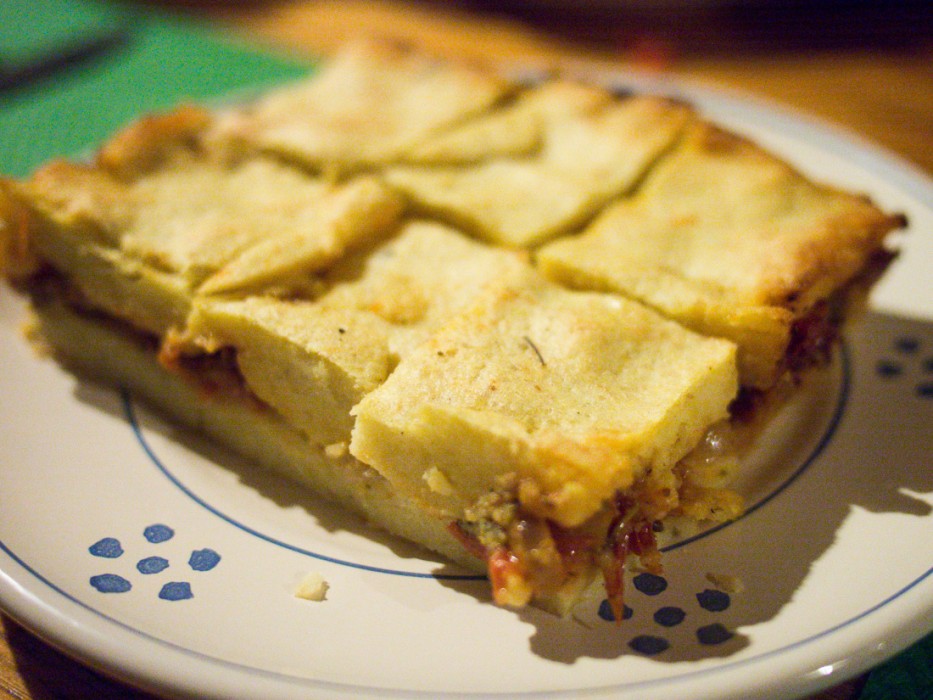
[144, 0, 932, 172]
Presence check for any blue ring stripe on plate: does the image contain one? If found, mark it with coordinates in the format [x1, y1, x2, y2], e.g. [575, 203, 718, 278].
[120, 389, 487, 582]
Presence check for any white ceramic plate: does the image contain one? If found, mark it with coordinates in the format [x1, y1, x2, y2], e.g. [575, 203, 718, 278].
[0, 73, 931, 700]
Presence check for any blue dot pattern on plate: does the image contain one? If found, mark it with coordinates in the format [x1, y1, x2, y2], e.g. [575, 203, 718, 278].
[90, 573, 132, 593]
[629, 635, 670, 656]
[878, 336, 933, 399]
[654, 606, 687, 627]
[88, 537, 124, 558]
[876, 359, 903, 378]
[632, 572, 667, 595]
[88, 524, 219, 601]
[143, 524, 175, 543]
[597, 600, 634, 622]
[159, 581, 194, 601]
[697, 622, 734, 645]
[188, 548, 221, 571]
[137, 556, 170, 575]
[598, 573, 737, 655]
[696, 588, 731, 612]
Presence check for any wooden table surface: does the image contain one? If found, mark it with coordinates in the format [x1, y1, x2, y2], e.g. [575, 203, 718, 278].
[1, 1, 930, 698]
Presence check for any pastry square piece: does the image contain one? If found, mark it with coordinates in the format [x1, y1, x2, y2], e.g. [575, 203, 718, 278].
[385, 90, 693, 247]
[2, 108, 403, 334]
[537, 122, 903, 388]
[351, 269, 738, 605]
[181, 221, 530, 446]
[208, 39, 515, 173]
[314, 219, 531, 358]
[402, 80, 612, 164]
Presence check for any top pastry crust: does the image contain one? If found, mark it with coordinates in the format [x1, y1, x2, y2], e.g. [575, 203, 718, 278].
[350, 267, 738, 529]
[207, 39, 516, 173]
[405, 80, 614, 165]
[182, 220, 531, 445]
[2, 113, 404, 333]
[385, 92, 693, 247]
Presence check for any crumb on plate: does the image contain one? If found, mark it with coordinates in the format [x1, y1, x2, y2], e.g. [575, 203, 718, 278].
[295, 572, 329, 601]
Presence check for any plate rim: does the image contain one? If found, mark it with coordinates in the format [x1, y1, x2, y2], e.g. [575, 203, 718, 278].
[0, 67, 931, 700]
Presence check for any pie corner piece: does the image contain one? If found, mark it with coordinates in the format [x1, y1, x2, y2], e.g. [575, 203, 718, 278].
[0, 39, 906, 621]
[350, 268, 739, 611]
[537, 120, 906, 390]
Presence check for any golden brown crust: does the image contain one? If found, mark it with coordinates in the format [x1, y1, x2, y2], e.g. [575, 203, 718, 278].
[350, 268, 738, 530]
[206, 38, 517, 174]
[95, 104, 214, 180]
[0, 180, 41, 280]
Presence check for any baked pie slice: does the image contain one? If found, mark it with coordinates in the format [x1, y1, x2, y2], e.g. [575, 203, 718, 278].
[0, 40, 904, 617]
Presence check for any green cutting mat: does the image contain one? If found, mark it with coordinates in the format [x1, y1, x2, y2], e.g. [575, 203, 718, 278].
[0, 0, 310, 177]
